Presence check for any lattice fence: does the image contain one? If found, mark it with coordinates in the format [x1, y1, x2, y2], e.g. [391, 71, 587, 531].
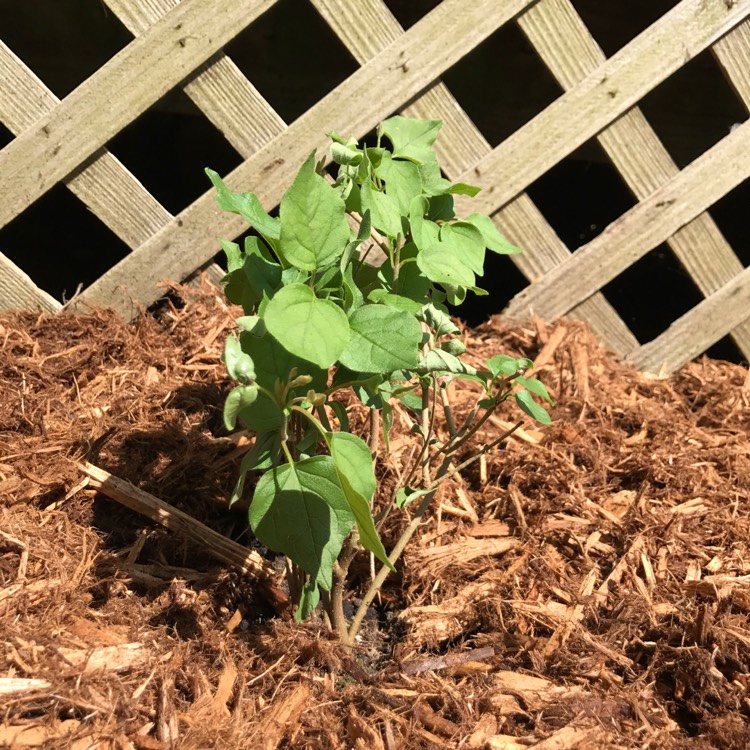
[1, 0, 749, 373]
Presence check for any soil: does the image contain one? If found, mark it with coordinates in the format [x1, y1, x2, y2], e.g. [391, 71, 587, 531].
[1, 279, 749, 749]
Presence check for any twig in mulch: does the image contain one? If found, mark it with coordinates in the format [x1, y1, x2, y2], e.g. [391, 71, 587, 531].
[401, 646, 495, 675]
[77, 461, 290, 615]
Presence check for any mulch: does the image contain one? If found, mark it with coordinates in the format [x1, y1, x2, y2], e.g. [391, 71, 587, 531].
[1, 279, 750, 749]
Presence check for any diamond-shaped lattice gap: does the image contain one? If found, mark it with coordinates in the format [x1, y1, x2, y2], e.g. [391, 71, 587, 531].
[569, 0, 680, 58]
[706, 335, 744, 365]
[637, 49, 747, 169]
[599, 245, 706, 348]
[106, 89, 243, 216]
[383, 0, 443, 30]
[0, 184, 131, 303]
[0, 121, 11, 150]
[700, 180, 750, 269]
[0, 0, 132, 99]
[224, 0, 358, 125]
[525, 139, 638, 250]
[441, 18, 561, 148]
[451, 252, 529, 327]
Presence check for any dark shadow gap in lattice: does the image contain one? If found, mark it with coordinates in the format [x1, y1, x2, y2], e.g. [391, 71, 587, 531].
[105, 89, 244, 216]
[441, 19, 561, 149]
[224, 0, 359, 125]
[569, 0, 681, 58]
[0, 0, 133, 99]
[637, 49, 747, 169]
[0, 184, 131, 303]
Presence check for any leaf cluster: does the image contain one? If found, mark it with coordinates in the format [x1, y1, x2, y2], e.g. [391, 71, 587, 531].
[208, 117, 552, 625]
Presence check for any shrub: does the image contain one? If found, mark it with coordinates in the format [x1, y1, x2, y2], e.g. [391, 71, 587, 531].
[207, 116, 552, 644]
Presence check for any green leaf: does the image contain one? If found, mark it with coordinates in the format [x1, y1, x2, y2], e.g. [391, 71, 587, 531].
[449, 182, 481, 197]
[417, 237, 475, 288]
[417, 349, 476, 376]
[444, 284, 467, 306]
[331, 142, 362, 166]
[339, 305, 421, 373]
[264, 283, 350, 368]
[514, 389, 551, 425]
[249, 456, 355, 590]
[418, 159, 452, 196]
[360, 181, 402, 238]
[328, 400, 349, 433]
[206, 168, 280, 240]
[516, 376, 554, 404]
[440, 222, 485, 274]
[367, 290, 423, 313]
[220, 239, 243, 273]
[380, 116, 442, 164]
[409, 196, 437, 250]
[463, 213, 522, 255]
[296, 578, 321, 621]
[418, 303, 459, 337]
[375, 152, 423, 214]
[427, 193, 454, 222]
[229, 431, 280, 506]
[224, 384, 259, 431]
[342, 264, 364, 315]
[223, 336, 255, 383]
[395, 389, 423, 411]
[441, 338, 466, 356]
[221, 240, 282, 313]
[485, 354, 533, 378]
[395, 485, 432, 509]
[327, 433, 392, 569]
[279, 153, 350, 271]
[238, 329, 327, 431]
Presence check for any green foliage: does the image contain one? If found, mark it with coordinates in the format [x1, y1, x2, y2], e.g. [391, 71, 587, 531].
[208, 116, 554, 630]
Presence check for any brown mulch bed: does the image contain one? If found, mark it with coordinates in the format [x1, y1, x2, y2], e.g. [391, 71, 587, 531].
[1, 279, 750, 749]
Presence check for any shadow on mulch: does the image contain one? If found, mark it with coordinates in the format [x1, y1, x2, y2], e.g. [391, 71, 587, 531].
[2, 281, 750, 749]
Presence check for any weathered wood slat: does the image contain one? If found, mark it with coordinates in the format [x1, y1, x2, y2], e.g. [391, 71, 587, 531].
[104, 0, 287, 156]
[504, 120, 750, 321]
[713, 18, 750, 106]
[632, 265, 750, 373]
[76, 0, 537, 317]
[0, 252, 61, 313]
[516, 0, 750, 358]
[625, 19, 750, 372]
[102, 0, 288, 288]
[0, 0, 276, 229]
[458, 0, 750, 219]
[310, 0, 639, 354]
[0, 41, 172, 250]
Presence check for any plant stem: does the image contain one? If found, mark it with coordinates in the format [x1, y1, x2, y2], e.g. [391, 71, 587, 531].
[331, 533, 360, 646]
[420, 385, 432, 485]
[347, 487, 436, 644]
[368, 408, 380, 458]
[440, 382, 456, 436]
[346, 419, 524, 644]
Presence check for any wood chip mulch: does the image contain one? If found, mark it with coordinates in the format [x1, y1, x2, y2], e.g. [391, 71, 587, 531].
[1, 279, 749, 749]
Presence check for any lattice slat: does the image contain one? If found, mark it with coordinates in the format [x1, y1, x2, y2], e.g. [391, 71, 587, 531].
[632, 265, 750, 373]
[104, 0, 287, 156]
[0, 0, 275, 229]
[0, 41, 171, 309]
[504, 120, 750, 320]
[75, 0, 537, 316]
[457, 0, 749, 220]
[0, 252, 59, 313]
[516, 0, 750, 360]
[311, 0, 638, 354]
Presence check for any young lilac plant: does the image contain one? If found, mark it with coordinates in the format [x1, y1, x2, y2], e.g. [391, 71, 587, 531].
[207, 116, 552, 646]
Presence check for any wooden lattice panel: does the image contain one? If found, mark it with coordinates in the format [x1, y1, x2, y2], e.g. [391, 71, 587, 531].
[0, 0, 749, 373]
